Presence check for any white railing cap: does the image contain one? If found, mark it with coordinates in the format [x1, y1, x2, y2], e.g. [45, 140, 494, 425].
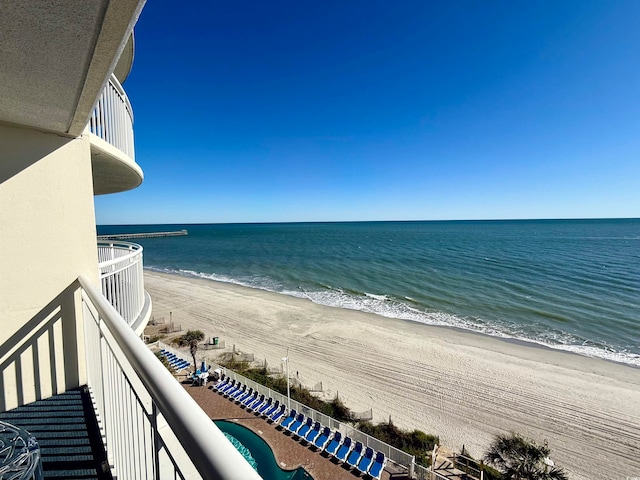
[79, 276, 262, 480]
[97, 241, 142, 269]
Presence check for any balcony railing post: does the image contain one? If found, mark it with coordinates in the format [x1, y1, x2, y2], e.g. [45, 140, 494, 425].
[97, 241, 146, 327]
[151, 402, 161, 479]
[99, 318, 109, 469]
[88, 74, 135, 160]
[80, 276, 261, 479]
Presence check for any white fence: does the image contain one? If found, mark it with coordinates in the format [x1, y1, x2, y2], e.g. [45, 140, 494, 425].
[98, 241, 146, 326]
[414, 463, 430, 479]
[217, 368, 416, 474]
[89, 73, 135, 160]
[80, 275, 261, 480]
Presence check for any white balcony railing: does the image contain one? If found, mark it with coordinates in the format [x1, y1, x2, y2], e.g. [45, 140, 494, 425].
[98, 241, 146, 327]
[89, 74, 135, 160]
[80, 276, 262, 480]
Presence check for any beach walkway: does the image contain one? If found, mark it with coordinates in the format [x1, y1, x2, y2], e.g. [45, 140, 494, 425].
[184, 382, 394, 480]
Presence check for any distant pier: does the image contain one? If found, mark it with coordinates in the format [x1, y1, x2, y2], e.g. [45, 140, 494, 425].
[97, 229, 188, 240]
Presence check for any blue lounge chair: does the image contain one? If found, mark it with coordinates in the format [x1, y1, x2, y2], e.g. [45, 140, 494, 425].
[287, 414, 305, 434]
[214, 377, 230, 391]
[230, 384, 246, 399]
[248, 394, 265, 411]
[226, 383, 241, 397]
[368, 452, 386, 480]
[242, 390, 258, 407]
[324, 431, 342, 456]
[312, 426, 331, 450]
[279, 409, 297, 429]
[256, 396, 269, 411]
[263, 400, 279, 417]
[237, 387, 253, 403]
[270, 405, 286, 423]
[335, 436, 352, 462]
[357, 447, 375, 475]
[238, 386, 253, 401]
[346, 441, 364, 467]
[296, 418, 313, 438]
[305, 422, 321, 444]
[232, 384, 247, 398]
[224, 381, 240, 396]
[221, 380, 236, 395]
[257, 398, 273, 415]
[248, 392, 261, 408]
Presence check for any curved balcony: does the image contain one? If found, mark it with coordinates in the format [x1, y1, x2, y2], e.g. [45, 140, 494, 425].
[88, 74, 143, 195]
[98, 241, 151, 334]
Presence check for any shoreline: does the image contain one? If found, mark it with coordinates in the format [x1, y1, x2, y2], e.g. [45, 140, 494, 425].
[146, 267, 638, 370]
[145, 270, 640, 480]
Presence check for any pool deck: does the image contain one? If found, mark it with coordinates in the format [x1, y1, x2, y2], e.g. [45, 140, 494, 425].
[183, 382, 396, 480]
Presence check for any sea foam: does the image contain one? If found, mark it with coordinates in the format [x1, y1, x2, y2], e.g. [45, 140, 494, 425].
[147, 266, 640, 368]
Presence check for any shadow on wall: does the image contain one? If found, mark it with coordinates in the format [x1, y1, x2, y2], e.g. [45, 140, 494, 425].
[0, 281, 82, 411]
[0, 123, 75, 186]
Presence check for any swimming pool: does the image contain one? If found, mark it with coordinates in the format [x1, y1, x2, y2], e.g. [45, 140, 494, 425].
[214, 420, 312, 480]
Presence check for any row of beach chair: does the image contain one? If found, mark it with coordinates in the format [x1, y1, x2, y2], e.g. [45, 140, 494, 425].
[213, 377, 288, 422]
[212, 375, 387, 479]
[279, 409, 386, 478]
[159, 349, 191, 371]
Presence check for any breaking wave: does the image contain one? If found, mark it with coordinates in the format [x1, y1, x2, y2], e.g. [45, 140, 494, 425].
[146, 266, 640, 368]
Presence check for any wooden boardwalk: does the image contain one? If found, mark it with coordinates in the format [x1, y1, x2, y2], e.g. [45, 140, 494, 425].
[431, 447, 481, 480]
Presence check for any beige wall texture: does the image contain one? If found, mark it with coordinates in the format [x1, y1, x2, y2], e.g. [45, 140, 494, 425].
[0, 123, 99, 411]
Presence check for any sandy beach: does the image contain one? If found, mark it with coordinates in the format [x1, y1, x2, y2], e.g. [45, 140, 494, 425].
[145, 270, 640, 480]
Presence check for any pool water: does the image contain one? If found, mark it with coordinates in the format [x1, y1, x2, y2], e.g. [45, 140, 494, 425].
[222, 432, 259, 471]
[215, 420, 312, 480]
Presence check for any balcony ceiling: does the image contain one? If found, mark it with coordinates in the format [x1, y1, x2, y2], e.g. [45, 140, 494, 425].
[91, 143, 144, 195]
[0, 0, 145, 137]
[113, 34, 135, 84]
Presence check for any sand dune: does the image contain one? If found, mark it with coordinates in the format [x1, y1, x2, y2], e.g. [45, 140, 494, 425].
[145, 271, 640, 480]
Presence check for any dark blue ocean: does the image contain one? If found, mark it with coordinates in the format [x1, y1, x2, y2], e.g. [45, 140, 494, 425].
[98, 220, 640, 367]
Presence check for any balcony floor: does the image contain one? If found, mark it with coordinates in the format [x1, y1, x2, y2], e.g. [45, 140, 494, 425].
[0, 388, 112, 480]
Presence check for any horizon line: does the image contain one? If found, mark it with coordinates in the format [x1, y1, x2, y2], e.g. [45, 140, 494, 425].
[97, 216, 640, 227]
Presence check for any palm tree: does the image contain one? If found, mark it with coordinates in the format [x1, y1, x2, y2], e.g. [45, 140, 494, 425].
[179, 329, 205, 370]
[483, 433, 568, 480]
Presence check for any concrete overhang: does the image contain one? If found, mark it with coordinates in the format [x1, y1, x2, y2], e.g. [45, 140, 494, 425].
[0, 0, 146, 137]
[90, 134, 143, 195]
[113, 34, 135, 84]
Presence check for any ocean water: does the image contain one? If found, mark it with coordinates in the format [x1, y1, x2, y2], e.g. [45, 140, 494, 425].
[98, 220, 640, 367]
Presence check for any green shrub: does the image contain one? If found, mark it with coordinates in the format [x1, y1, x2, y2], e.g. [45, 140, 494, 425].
[357, 420, 438, 466]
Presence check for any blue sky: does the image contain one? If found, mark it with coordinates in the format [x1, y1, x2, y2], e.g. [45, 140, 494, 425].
[96, 0, 640, 224]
